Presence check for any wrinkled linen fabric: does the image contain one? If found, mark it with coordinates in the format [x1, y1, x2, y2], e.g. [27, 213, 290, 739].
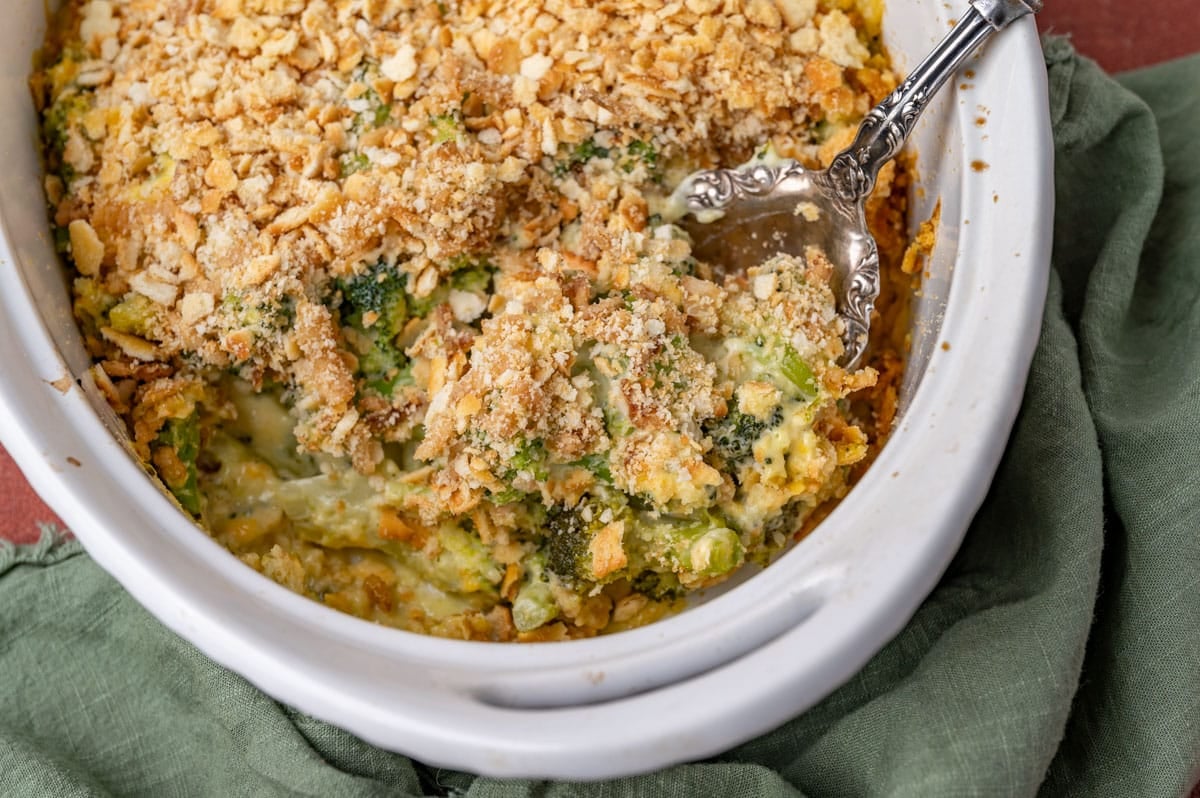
[2, 40, 1198, 798]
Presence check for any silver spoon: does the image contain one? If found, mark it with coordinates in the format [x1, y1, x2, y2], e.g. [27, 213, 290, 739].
[673, 0, 1042, 367]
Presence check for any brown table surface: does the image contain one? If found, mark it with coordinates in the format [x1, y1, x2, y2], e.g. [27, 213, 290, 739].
[2, 2, 1198, 787]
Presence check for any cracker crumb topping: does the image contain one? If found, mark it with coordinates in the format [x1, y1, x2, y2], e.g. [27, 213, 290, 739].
[39, 0, 907, 640]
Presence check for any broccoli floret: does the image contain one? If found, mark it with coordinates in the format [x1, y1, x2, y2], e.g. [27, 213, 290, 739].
[212, 294, 297, 360]
[487, 487, 526, 505]
[544, 497, 743, 589]
[339, 152, 370, 177]
[509, 438, 546, 475]
[354, 336, 408, 396]
[572, 138, 610, 163]
[568, 452, 613, 484]
[501, 437, 548, 484]
[543, 504, 593, 584]
[73, 277, 116, 335]
[484, 437, 549, 504]
[340, 262, 408, 332]
[401, 287, 439, 319]
[348, 63, 393, 133]
[705, 405, 784, 464]
[338, 261, 412, 395]
[631, 570, 683, 601]
[108, 294, 158, 337]
[543, 492, 628, 585]
[429, 111, 462, 144]
[621, 140, 662, 182]
[489, 438, 560, 506]
[262, 295, 296, 332]
[337, 257, 496, 394]
[53, 225, 71, 254]
[448, 258, 495, 293]
[42, 91, 90, 170]
[553, 137, 611, 177]
[625, 140, 657, 167]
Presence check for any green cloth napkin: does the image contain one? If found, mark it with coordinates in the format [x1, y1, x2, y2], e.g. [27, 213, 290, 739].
[2, 39, 1199, 797]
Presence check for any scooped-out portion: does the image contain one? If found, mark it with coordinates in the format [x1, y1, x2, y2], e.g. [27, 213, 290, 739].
[35, 0, 914, 640]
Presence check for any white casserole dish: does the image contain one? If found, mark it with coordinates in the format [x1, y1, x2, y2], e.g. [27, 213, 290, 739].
[0, 0, 1052, 780]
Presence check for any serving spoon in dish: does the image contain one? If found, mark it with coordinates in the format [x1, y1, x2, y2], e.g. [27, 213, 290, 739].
[672, 0, 1042, 367]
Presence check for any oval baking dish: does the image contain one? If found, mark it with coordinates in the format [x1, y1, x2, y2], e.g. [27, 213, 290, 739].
[0, 0, 1052, 779]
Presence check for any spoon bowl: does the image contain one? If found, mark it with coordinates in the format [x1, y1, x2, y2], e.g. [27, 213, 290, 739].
[674, 0, 1042, 367]
[679, 160, 880, 367]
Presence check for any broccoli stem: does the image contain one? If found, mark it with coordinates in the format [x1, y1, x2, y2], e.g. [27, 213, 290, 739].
[634, 510, 745, 581]
[155, 414, 202, 516]
[511, 555, 559, 632]
[780, 344, 819, 401]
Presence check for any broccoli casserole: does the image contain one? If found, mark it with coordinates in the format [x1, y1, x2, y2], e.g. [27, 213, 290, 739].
[35, 0, 914, 641]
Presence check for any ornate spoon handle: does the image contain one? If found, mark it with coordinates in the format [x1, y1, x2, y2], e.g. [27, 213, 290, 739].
[824, 0, 1042, 203]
